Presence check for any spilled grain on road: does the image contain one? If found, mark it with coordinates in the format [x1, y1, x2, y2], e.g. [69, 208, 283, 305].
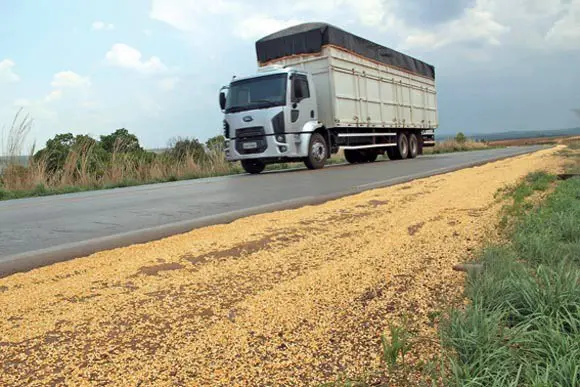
[0, 147, 563, 386]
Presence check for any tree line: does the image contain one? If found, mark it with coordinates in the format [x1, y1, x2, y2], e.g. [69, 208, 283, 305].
[33, 128, 226, 175]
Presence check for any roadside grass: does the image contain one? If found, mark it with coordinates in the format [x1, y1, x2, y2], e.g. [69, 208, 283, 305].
[423, 139, 493, 155]
[494, 171, 557, 228]
[439, 172, 580, 386]
[558, 140, 580, 174]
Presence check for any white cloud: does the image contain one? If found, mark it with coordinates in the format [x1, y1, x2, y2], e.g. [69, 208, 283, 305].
[51, 71, 91, 88]
[45, 89, 63, 103]
[290, 0, 400, 29]
[105, 44, 167, 75]
[235, 16, 302, 40]
[92, 21, 115, 31]
[404, 6, 509, 50]
[545, 0, 580, 49]
[158, 77, 180, 91]
[0, 59, 20, 83]
[461, 0, 578, 50]
[150, 0, 242, 32]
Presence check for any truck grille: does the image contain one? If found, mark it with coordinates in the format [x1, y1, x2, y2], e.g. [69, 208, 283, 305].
[236, 127, 264, 138]
[235, 126, 267, 154]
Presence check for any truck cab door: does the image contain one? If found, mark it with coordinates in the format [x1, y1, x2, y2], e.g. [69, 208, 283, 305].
[289, 74, 316, 134]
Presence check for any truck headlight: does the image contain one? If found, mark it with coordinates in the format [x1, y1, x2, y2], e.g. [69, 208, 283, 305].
[276, 135, 286, 143]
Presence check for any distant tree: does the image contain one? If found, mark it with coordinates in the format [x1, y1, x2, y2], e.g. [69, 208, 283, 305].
[206, 135, 226, 152]
[34, 133, 109, 174]
[167, 137, 206, 162]
[455, 132, 467, 144]
[100, 128, 142, 154]
[34, 133, 75, 172]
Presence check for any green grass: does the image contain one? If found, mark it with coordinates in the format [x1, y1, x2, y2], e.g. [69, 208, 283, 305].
[494, 171, 557, 229]
[440, 175, 580, 386]
[559, 141, 580, 174]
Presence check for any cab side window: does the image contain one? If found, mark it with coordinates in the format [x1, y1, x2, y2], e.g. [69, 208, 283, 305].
[293, 75, 310, 101]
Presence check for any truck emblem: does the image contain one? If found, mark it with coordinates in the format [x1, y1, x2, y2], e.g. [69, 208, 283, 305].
[243, 116, 253, 122]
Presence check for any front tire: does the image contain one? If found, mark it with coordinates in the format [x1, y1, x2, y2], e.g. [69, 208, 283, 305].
[304, 133, 328, 170]
[241, 159, 266, 174]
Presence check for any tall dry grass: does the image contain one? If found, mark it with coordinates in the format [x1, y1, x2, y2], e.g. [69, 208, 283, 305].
[0, 112, 235, 199]
[424, 138, 490, 154]
[0, 108, 34, 166]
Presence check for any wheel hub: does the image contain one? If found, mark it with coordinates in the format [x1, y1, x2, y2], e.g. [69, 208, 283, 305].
[312, 142, 326, 162]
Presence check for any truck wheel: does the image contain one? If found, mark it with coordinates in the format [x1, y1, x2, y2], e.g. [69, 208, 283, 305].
[386, 148, 396, 160]
[408, 133, 418, 159]
[364, 152, 378, 163]
[304, 133, 328, 170]
[344, 149, 362, 164]
[392, 133, 409, 160]
[241, 159, 266, 174]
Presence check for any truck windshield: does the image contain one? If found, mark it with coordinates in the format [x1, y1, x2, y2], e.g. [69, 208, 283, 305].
[225, 74, 287, 113]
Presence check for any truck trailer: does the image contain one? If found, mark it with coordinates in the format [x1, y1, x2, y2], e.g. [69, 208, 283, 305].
[219, 22, 438, 174]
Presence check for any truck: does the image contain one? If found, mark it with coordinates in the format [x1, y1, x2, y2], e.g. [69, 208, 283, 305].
[219, 22, 438, 174]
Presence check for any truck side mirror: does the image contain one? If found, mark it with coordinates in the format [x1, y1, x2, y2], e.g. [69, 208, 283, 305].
[219, 91, 227, 111]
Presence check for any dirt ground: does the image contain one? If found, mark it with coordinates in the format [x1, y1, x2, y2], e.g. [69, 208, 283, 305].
[0, 146, 564, 386]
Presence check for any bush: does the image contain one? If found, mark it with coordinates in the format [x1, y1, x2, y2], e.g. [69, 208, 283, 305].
[455, 132, 467, 144]
[166, 137, 206, 163]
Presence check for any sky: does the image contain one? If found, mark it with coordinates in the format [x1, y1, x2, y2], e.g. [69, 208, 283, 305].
[0, 0, 579, 152]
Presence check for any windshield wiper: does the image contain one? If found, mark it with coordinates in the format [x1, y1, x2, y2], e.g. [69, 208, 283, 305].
[226, 106, 247, 113]
[252, 99, 277, 107]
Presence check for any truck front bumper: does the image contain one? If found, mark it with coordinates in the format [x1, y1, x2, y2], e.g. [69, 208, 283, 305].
[226, 133, 312, 162]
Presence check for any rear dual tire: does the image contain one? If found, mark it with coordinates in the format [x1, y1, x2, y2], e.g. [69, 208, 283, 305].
[345, 149, 378, 164]
[388, 133, 418, 160]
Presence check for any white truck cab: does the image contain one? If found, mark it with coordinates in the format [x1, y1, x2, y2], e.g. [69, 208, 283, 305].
[220, 66, 327, 173]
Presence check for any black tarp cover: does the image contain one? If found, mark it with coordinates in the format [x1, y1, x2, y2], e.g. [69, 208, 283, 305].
[255, 22, 435, 80]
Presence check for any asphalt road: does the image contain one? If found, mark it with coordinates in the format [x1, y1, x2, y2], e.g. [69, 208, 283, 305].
[0, 146, 544, 275]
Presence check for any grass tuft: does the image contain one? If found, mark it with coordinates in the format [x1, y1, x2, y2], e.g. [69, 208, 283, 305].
[381, 320, 413, 370]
